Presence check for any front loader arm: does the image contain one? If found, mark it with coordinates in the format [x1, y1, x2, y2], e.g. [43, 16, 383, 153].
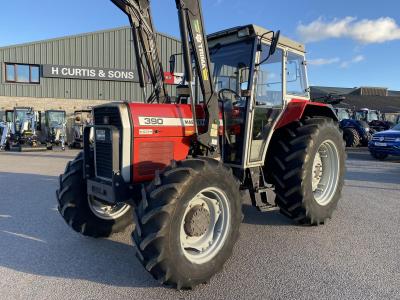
[112, 0, 169, 103]
[175, 0, 220, 154]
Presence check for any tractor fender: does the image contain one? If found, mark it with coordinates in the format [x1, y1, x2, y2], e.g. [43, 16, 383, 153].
[276, 99, 338, 129]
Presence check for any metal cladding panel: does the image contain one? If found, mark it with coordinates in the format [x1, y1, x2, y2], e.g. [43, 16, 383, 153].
[0, 27, 182, 102]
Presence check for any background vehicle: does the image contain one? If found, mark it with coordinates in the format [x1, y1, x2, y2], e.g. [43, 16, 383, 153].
[5, 107, 46, 152]
[0, 116, 12, 150]
[43, 110, 67, 150]
[383, 112, 400, 126]
[69, 110, 93, 149]
[56, 0, 345, 289]
[369, 123, 400, 160]
[354, 108, 392, 133]
[335, 108, 371, 147]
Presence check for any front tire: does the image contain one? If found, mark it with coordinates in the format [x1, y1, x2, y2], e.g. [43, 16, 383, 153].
[267, 118, 346, 225]
[343, 128, 360, 147]
[57, 152, 133, 237]
[132, 158, 242, 289]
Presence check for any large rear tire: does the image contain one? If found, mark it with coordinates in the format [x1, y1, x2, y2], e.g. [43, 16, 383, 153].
[267, 118, 346, 225]
[57, 152, 133, 237]
[343, 128, 360, 147]
[132, 158, 242, 289]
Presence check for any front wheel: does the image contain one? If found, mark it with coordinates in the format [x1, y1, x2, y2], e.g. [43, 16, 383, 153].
[56, 152, 133, 237]
[132, 158, 242, 289]
[267, 117, 346, 225]
[343, 128, 360, 147]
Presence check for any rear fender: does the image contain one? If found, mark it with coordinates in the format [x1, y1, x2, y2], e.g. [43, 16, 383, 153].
[276, 99, 338, 129]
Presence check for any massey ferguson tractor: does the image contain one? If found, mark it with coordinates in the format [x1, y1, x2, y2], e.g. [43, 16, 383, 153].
[57, 0, 345, 289]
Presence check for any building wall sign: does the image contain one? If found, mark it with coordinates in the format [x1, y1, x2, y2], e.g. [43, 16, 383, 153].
[42, 65, 138, 82]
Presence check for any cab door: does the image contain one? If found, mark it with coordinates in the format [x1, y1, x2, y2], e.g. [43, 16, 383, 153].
[245, 44, 284, 166]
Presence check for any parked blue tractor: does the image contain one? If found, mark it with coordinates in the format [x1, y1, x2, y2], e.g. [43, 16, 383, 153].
[335, 108, 372, 147]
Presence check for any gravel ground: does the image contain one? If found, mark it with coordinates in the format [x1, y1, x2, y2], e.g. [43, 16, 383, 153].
[0, 149, 399, 299]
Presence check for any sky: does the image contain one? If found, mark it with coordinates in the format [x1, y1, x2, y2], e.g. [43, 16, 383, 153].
[1, 0, 400, 90]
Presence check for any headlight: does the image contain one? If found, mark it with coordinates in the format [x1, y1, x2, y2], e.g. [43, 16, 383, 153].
[365, 128, 370, 132]
[395, 138, 400, 142]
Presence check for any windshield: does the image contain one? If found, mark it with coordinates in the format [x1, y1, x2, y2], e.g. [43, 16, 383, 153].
[355, 111, 378, 122]
[368, 111, 379, 122]
[336, 110, 350, 121]
[15, 110, 29, 122]
[210, 40, 254, 97]
[48, 112, 65, 125]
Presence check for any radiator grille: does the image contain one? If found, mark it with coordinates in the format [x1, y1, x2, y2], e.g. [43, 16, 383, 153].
[93, 106, 122, 179]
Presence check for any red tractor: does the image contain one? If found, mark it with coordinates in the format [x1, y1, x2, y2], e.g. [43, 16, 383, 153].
[57, 0, 345, 289]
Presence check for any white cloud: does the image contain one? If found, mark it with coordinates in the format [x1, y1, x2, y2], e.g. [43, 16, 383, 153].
[308, 57, 340, 66]
[340, 55, 365, 68]
[297, 17, 400, 44]
[352, 55, 365, 63]
[307, 55, 365, 68]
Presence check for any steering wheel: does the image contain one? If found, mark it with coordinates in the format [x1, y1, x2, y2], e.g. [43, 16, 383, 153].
[218, 88, 242, 103]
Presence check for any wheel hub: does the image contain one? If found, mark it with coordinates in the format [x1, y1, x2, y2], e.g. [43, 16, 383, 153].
[184, 205, 211, 237]
[88, 196, 130, 220]
[312, 152, 323, 190]
[180, 187, 231, 264]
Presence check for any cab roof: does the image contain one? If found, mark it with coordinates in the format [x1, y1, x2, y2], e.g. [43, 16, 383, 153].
[208, 24, 305, 53]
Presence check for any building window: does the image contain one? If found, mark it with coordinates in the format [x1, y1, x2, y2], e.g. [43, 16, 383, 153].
[5, 63, 40, 84]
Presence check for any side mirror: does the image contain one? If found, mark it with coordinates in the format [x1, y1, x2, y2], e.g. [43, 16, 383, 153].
[269, 30, 280, 57]
[169, 55, 176, 74]
[257, 30, 281, 66]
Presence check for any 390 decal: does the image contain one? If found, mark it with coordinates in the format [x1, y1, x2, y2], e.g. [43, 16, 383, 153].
[143, 117, 164, 125]
[138, 116, 196, 127]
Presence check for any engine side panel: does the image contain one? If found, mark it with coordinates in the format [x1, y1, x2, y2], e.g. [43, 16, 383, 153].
[128, 103, 196, 182]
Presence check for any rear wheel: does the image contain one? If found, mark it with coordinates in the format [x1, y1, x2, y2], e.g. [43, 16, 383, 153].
[57, 152, 132, 237]
[267, 118, 345, 225]
[343, 128, 360, 147]
[132, 158, 242, 289]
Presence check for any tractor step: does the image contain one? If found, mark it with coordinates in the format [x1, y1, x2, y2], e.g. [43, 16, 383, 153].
[257, 202, 279, 212]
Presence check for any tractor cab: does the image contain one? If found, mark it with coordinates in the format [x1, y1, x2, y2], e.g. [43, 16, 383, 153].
[383, 112, 400, 126]
[354, 108, 391, 132]
[5, 107, 46, 152]
[206, 25, 310, 166]
[334, 108, 352, 121]
[10, 107, 41, 136]
[354, 108, 380, 123]
[44, 110, 67, 150]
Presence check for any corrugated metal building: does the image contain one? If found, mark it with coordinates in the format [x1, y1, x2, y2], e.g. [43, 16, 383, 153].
[0, 26, 182, 114]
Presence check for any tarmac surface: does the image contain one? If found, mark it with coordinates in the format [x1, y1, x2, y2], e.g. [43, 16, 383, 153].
[0, 149, 399, 299]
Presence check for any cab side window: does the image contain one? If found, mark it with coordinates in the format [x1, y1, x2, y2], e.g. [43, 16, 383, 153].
[286, 52, 308, 97]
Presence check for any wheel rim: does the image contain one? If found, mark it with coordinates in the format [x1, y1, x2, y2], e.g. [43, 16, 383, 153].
[312, 140, 340, 206]
[180, 187, 230, 264]
[88, 196, 130, 220]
